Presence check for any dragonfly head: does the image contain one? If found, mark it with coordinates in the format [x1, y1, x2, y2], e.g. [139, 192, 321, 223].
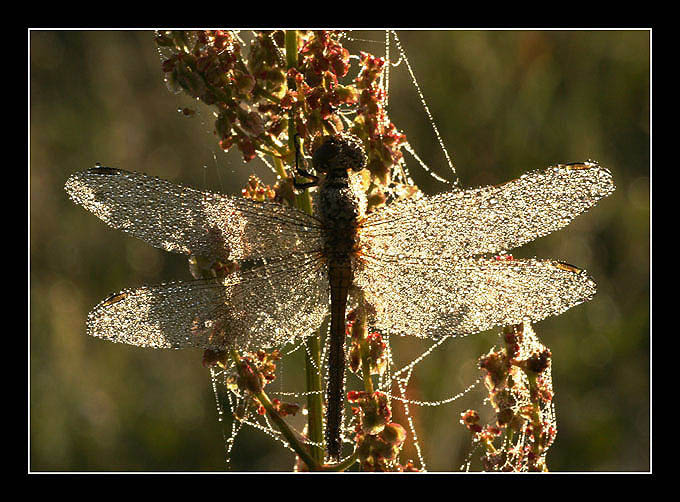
[312, 133, 366, 178]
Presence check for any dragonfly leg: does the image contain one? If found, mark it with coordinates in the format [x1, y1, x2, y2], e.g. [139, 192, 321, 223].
[296, 167, 318, 180]
[293, 166, 319, 190]
[293, 179, 319, 190]
[293, 133, 320, 190]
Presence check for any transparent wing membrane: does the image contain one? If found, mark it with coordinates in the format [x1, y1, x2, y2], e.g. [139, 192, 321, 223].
[361, 163, 615, 259]
[355, 256, 596, 339]
[69, 162, 613, 351]
[87, 252, 330, 350]
[65, 166, 324, 263]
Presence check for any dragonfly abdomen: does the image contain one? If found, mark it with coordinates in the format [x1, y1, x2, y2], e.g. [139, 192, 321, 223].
[319, 175, 362, 461]
[326, 260, 353, 460]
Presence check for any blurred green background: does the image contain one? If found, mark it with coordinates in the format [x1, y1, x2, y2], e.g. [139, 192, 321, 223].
[30, 30, 649, 471]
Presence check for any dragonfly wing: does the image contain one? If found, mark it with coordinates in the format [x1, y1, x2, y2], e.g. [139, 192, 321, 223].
[361, 163, 614, 258]
[87, 252, 330, 350]
[355, 256, 596, 339]
[65, 166, 323, 263]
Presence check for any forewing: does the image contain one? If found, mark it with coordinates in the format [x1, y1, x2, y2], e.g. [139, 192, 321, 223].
[355, 256, 596, 339]
[87, 252, 330, 350]
[361, 163, 614, 258]
[65, 166, 323, 263]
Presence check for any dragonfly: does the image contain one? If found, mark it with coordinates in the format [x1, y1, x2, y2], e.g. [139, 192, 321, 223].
[64, 133, 615, 462]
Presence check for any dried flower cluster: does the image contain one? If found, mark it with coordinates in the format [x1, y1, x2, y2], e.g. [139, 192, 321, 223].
[240, 174, 297, 206]
[348, 391, 411, 471]
[344, 309, 413, 471]
[157, 30, 285, 162]
[155, 30, 407, 194]
[347, 316, 388, 377]
[203, 349, 300, 421]
[461, 323, 557, 472]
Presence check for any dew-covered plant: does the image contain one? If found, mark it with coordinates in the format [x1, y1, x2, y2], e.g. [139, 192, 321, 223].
[157, 29, 415, 471]
[461, 323, 557, 472]
[156, 30, 409, 205]
[64, 29, 614, 472]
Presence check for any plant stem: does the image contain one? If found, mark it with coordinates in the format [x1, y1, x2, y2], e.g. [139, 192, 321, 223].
[229, 349, 320, 471]
[525, 372, 546, 458]
[284, 29, 325, 464]
[285, 30, 298, 73]
[272, 156, 288, 180]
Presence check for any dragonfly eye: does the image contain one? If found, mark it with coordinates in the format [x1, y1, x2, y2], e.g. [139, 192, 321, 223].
[312, 133, 366, 174]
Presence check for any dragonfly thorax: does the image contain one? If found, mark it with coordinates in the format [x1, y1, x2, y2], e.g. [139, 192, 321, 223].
[311, 134, 367, 262]
[318, 174, 363, 262]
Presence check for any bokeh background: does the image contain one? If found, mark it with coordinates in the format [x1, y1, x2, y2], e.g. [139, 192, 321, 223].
[30, 30, 649, 471]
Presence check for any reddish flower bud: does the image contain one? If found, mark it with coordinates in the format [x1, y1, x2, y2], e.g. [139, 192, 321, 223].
[479, 349, 509, 389]
[161, 57, 176, 73]
[215, 112, 233, 139]
[380, 423, 407, 446]
[233, 70, 256, 96]
[281, 92, 298, 112]
[347, 390, 365, 402]
[266, 116, 286, 138]
[461, 409, 481, 427]
[333, 85, 357, 105]
[219, 135, 234, 151]
[497, 407, 514, 426]
[349, 344, 361, 373]
[359, 392, 391, 435]
[276, 402, 300, 417]
[176, 67, 206, 98]
[526, 349, 552, 374]
[237, 359, 264, 394]
[237, 109, 265, 137]
[305, 87, 323, 109]
[237, 137, 257, 162]
[154, 32, 174, 47]
[328, 48, 350, 77]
